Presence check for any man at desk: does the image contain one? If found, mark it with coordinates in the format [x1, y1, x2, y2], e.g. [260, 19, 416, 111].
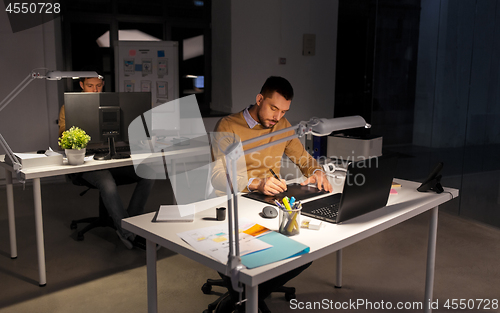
[211, 76, 332, 311]
[58, 71, 155, 250]
[212, 76, 332, 195]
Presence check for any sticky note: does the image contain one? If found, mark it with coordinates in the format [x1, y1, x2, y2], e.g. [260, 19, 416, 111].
[212, 236, 227, 243]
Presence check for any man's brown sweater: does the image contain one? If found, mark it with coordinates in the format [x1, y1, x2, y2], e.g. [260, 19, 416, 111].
[211, 109, 321, 193]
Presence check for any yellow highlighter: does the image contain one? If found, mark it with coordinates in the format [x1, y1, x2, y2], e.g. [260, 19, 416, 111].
[282, 197, 292, 211]
[283, 198, 299, 233]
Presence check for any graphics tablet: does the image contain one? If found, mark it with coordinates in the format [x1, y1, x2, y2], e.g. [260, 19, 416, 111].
[242, 183, 329, 205]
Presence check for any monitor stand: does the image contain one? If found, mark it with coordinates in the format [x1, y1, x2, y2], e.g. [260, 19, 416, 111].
[94, 137, 130, 160]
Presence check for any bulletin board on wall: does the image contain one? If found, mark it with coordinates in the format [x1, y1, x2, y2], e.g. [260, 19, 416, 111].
[114, 41, 179, 107]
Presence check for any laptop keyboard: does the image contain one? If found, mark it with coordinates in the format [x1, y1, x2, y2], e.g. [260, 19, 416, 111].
[300, 193, 342, 223]
[310, 203, 340, 219]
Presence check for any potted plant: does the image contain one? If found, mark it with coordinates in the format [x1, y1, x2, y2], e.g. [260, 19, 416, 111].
[58, 126, 91, 165]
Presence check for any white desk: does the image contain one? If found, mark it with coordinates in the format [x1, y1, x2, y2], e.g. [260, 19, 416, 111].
[0, 141, 208, 286]
[122, 179, 458, 313]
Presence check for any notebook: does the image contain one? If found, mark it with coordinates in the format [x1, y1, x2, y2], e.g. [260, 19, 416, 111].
[152, 204, 195, 222]
[301, 154, 398, 224]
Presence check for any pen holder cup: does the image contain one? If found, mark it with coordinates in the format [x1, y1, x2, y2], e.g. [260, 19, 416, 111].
[279, 207, 301, 236]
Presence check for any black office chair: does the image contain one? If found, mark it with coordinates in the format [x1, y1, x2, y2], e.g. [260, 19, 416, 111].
[201, 277, 296, 313]
[69, 179, 116, 241]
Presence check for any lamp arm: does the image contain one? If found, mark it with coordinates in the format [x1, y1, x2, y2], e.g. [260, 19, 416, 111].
[0, 72, 36, 113]
[240, 116, 369, 154]
[241, 124, 300, 147]
[0, 134, 22, 173]
[0, 71, 43, 175]
[219, 114, 370, 300]
[0, 69, 100, 175]
[244, 133, 299, 156]
[225, 155, 244, 294]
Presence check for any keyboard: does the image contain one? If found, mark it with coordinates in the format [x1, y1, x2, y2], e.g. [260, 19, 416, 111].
[309, 203, 340, 220]
[301, 193, 342, 223]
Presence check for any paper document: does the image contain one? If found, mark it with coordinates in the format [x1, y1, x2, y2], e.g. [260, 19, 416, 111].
[13, 153, 47, 159]
[177, 218, 273, 263]
[152, 204, 195, 222]
[45, 148, 62, 157]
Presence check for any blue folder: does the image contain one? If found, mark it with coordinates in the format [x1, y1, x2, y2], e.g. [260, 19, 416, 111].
[241, 231, 310, 269]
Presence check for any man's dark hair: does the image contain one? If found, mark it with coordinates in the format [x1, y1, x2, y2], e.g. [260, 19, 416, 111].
[260, 76, 294, 100]
[78, 65, 104, 83]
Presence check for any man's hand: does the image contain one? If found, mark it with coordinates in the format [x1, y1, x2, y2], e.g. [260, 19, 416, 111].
[250, 177, 287, 196]
[300, 170, 333, 193]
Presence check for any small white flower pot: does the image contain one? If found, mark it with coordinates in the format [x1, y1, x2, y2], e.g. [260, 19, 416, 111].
[65, 148, 86, 165]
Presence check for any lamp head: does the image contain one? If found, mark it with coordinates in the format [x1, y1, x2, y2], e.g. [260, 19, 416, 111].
[41, 71, 102, 81]
[307, 115, 370, 136]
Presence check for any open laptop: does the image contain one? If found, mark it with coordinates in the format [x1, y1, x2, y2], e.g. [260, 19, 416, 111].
[301, 154, 398, 224]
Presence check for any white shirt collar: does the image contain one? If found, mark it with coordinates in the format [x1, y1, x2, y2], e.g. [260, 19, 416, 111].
[243, 104, 259, 129]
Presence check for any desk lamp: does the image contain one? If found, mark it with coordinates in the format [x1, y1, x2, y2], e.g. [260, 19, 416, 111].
[219, 115, 371, 299]
[126, 97, 370, 308]
[0, 69, 101, 175]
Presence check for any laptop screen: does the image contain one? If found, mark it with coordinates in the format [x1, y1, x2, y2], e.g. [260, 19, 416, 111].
[336, 154, 398, 223]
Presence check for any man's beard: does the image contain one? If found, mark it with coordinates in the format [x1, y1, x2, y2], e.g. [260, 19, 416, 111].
[258, 112, 278, 129]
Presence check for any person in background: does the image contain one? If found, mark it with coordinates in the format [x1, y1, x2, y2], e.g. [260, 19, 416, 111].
[58, 69, 155, 250]
[58, 75, 105, 136]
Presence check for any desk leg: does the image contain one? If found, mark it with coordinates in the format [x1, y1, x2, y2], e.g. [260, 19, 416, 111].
[5, 169, 17, 259]
[33, 178, 46, 286]
[146, 239, 158, 313]
[424, 206, 438, 313]
[246, 285, 258, 313]
[335, 249, 342, 288]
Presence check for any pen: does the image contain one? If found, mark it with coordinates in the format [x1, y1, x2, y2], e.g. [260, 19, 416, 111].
[274, 199, 285, 210]
[269, 168, 280, 180]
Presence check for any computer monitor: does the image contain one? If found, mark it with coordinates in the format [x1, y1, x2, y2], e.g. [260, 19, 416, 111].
[64, 92, 152, 158]
[194, 76, 204, 89]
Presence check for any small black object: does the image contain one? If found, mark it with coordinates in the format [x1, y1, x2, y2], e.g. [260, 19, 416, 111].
[417, 162, 444, 194]
[94, 137, 130, 160]
[261, 206, 278, 219]
[216, 207, 226, 221]
[36, 150, 46, 154]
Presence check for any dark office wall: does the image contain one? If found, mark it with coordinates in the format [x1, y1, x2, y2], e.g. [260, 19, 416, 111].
[215, 0, 339, 124]
[0, 13, 63, 159]
[414, 0, 500, 149]
[335, 0, 421, 144]
[336, 0, 500, 228]
[414, 0, 500, 227]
